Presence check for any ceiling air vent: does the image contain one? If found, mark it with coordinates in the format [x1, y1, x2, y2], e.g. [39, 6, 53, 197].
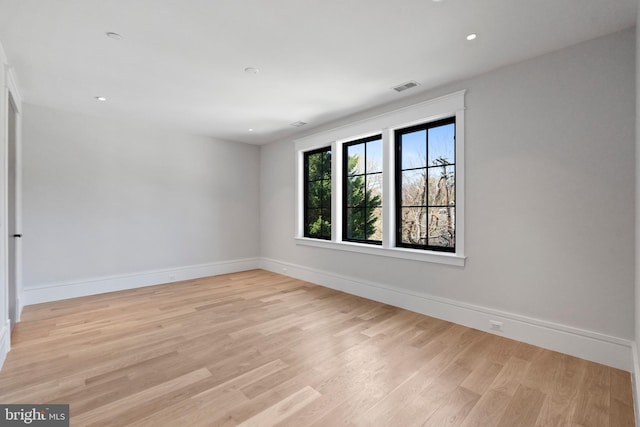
[393, 80, 419, 92]
[290, 121, 308, 128]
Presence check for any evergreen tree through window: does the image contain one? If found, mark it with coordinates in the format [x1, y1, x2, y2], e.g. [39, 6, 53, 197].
[343, 135, 383, 244]
[304, 147, 332, 239]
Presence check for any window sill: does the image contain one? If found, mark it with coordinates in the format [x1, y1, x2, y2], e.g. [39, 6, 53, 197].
[294, 237, 466, 267]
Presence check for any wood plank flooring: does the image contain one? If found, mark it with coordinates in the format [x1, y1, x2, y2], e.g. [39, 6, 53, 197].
[0, 269, 634, 426]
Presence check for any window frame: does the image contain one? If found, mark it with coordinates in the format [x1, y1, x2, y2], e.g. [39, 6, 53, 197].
[395, 117, 456, 252]
[342, 134, 384, 245]
[294, 90, 466, 266]
[303, 146, 332, 240]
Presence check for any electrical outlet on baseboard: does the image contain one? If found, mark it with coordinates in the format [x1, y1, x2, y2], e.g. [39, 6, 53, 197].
[489, 320, 504, 332]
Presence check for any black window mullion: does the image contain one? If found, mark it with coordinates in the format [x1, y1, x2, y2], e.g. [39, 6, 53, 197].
[425, 124, 430, 246]
[395, 132, 402, 248]
[342, 142, 349, 240]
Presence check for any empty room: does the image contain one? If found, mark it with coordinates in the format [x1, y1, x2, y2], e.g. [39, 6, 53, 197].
[0, 0, 639, 426]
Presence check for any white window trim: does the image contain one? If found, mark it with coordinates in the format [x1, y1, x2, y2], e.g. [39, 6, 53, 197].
[295, 90, 466, 266]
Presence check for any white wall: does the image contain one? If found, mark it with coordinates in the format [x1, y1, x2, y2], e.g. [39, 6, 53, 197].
[22, 104, 260, 301]
[261, 29, 636, 368]
[634, 0, 640, 418]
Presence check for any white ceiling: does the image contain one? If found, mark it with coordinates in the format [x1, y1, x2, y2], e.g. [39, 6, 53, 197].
[0, 0, 636, 145]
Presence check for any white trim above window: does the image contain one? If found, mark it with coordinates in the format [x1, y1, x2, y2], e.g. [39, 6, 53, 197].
[295, 90, 466, 266]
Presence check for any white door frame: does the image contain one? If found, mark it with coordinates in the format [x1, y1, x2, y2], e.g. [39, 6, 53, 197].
[4, 65, 22, 326]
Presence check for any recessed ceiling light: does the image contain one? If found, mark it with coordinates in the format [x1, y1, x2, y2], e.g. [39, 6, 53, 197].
[249, 128, 254, 132]
[244, 67, 260, 74]
[106, 32, 122, 40]
[466, 33, 477, 41]
[95, 96, 107, 101]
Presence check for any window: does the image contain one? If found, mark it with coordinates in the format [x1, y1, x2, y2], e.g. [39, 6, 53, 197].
[295, 90, 465, 266]
[343, 135, 383, 244]
[303, 147, 332, 239]
[396, 117, 456, 252]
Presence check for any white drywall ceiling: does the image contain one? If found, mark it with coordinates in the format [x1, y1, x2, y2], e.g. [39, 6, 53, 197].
[0, 0, 636, 144]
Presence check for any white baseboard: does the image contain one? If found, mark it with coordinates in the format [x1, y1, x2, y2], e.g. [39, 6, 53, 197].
[18, 256, 634, 372]
[16, 296, 23, 322]
[259, 257, 633, 371]
[23, 258, 260, 305]
[0, 319, 10, 370]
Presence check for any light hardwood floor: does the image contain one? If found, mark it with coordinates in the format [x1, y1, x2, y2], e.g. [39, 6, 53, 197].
[0, 269, 634, 426]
